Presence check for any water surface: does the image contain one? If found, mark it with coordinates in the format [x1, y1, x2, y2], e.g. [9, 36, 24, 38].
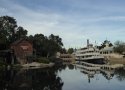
[0, 64, 125, 90]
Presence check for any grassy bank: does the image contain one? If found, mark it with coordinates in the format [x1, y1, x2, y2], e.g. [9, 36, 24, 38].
[37, 57, 50, 64]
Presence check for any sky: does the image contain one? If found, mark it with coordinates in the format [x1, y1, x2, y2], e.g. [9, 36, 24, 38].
[0, 0, 125, 48]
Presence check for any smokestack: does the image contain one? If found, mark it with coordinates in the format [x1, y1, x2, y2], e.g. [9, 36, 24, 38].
[87, 39, 89, 47]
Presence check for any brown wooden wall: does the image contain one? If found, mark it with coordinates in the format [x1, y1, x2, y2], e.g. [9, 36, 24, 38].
[11, 40, 33, 64]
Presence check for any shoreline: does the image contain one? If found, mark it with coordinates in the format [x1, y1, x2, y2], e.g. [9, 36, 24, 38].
[21, 62, 55, 69]
[1, 62, 55, 70]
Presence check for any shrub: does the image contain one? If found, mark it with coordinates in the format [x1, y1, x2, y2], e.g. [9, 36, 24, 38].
[0, 57, 5, 64]
[37, 57, 50, 64]
[0, 57, 6, 68]
[27, 55, 37, 63]
[49, 57, 63, 65]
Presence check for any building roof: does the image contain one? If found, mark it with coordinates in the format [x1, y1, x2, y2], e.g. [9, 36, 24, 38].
[11, 38, 32, 46]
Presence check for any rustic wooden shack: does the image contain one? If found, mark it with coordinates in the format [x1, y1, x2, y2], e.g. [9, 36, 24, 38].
[11, 38, 33, 64]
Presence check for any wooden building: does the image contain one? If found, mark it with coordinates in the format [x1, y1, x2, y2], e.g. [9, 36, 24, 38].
[11, 38, 33, 64]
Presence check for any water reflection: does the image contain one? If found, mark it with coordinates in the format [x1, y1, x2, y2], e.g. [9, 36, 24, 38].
[0, 64, 125, 90]
[0, 66, 64, 90]
[76, 64, 125, 83]
[114, 68, 125, 81]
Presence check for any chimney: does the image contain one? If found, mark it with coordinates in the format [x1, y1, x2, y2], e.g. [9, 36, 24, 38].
[87, 39, 89, 47]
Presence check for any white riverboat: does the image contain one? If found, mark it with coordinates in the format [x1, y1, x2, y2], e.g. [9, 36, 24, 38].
[75, 39, 104, 64]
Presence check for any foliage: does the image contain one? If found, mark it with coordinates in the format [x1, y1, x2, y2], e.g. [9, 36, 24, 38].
[0, 16, 16, 49]
[60, 48, 67, 53]
[0, 57, 6, 67]
[37, 57, 50, 64]
[26, 55, 36, 62]
[49, 57, 63, 66]
[97, 40, 113, 50]
[0, 66, 64, 90]
[67, 48, 74, 54]
[15, 26, 28, 40]
[0, 57, 4, 63]
[0, 16, 28, 50]
[114, 41, 125, 54]
[47, 34, 63, 56]
[0, 15, 63, 59]
[28, 34, 63, 57]
[114, 68, 125, 81]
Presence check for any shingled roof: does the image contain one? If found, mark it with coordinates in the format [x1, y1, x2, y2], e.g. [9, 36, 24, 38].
[11, 38, 32, 46]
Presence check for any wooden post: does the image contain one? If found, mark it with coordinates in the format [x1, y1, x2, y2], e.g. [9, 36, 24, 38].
[11, 50, 14, 65]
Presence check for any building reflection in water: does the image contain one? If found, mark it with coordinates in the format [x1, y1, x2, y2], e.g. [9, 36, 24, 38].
[76, 64, 125, 83]
[0, 64, 125, 90]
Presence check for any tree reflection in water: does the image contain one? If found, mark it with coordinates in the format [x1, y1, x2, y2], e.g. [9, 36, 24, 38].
[114, 68, 125, 81]
[0, 66, 64, 90]
[0, 64, 125, 90]
[67, 64, 74, 70]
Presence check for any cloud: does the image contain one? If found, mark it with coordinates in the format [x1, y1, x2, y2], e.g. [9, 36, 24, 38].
[0, 0, 125, 48]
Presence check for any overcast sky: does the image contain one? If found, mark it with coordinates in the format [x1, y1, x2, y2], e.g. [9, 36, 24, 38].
[0, 0, 125, 48]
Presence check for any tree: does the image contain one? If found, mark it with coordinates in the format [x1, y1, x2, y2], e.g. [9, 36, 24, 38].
[48, 34, 63, 57]
[28, 34, 64, 58]
[109, 43, 113, 47]
[67, 48, 74, 54]
[15, 26, 28, 40]
[0, 15, 64, 59]
[0, 16, 29, 50]
[32, 34, 46, 56]
[60, 48, 67, 54]
[49, 34, 63, 46]
[0, 33, 7, 49]
[114, 41, 125, 54]
[0, 16, 17, 49]
[99, 40, 113, 49]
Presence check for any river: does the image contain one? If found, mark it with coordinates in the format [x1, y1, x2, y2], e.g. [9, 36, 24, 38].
[0, 64, 125, 90]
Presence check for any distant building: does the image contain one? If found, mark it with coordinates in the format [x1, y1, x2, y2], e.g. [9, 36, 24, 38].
[100, 40, 113, 55]
[56, 52, 75, 63]
[11, 38, 33, 64]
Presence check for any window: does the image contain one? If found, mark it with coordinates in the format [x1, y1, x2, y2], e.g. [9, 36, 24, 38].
[20, 46, 29, 51]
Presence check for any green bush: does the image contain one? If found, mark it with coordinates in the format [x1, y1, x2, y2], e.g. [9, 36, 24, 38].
[0, 57, 6, 68]
[37, 57, 50, 64]
[49, 57, 63, 65]
[0, 57, 6, 65]
[27, 55, 37, 63]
